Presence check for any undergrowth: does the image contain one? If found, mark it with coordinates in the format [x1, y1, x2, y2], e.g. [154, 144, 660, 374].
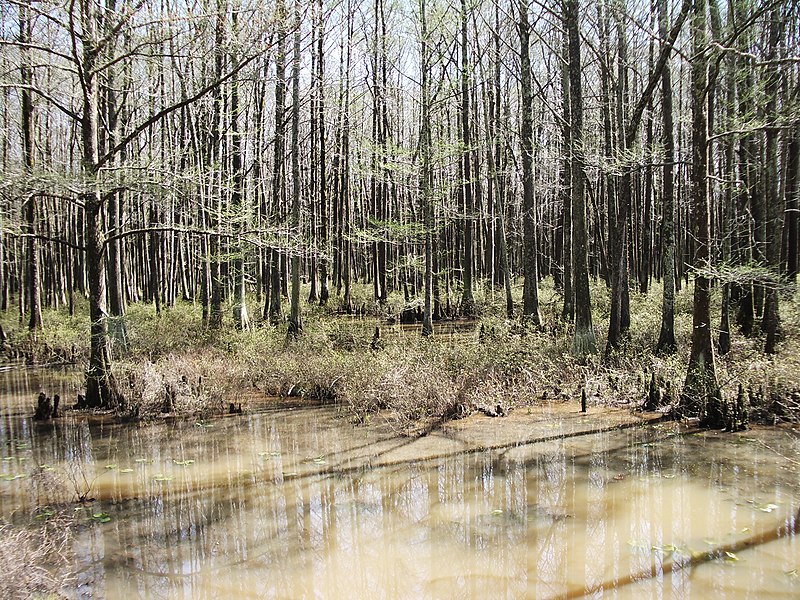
[4, 278, 800, 429]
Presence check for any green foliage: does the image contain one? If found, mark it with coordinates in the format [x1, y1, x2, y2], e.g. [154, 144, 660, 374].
[0, 298, 89, 365]
[120, 303, 211, 360]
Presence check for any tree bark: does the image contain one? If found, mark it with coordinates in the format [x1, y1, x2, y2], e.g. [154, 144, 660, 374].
[682, 0, 722, 426]
[657, 0, 677, 354]
[421, 0, 433, 337]
[459, 0, 476, 316]
[519, 0, 541, 325]
[19, 0, 42, 331]
[762, 9, 783, 354]
[566, 0, 597, 356]
[288, 0, 302, 337]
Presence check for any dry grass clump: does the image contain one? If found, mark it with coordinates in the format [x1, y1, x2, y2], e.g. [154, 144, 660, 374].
[0, 516, 74, 600]
[112, 350, 252, 419]
[341, 346, 462, 428]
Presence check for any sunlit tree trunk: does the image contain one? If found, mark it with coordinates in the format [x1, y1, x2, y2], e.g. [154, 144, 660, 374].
[268, 0, 286, 325]
[682, 0, 722, 426]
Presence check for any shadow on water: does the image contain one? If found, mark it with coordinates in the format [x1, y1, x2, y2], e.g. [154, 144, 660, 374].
[1, 368, 799, 598]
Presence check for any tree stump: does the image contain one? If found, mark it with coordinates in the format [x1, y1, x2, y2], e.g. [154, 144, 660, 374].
[33, 392, 52, 420]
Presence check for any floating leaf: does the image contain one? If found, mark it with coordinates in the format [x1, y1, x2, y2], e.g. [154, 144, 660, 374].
[153, 474, 173, 482]
[491, 509, 504, 516]
[105, 464, 118, 470]
[173, 459, 195, 466]
[312, 458, 326, 465]
[92, 512, 112, 523]
[1, 473, 26, 481]
[785, 569, 798, 578]
[283, 472, 297, 477]
[724, 551, 739, 562]
[740, 527, 751, 534]
[2, 457, 15, 461]
[119, 468, 134, 473]
[194, 422, 213, 429]
[755, 502, 779, 513]
[134, 458, 150, 463]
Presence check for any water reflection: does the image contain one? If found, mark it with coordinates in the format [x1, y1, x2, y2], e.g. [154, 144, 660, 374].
[0, 368, 798, 598]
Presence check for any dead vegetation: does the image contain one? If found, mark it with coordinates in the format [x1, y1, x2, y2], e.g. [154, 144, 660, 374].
[0, 515, 75, 600]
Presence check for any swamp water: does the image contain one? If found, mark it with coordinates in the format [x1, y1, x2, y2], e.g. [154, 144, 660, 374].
[1, 368, 799, 599]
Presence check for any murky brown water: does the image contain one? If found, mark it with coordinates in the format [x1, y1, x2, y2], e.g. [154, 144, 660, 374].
[1, 368, 799, 599]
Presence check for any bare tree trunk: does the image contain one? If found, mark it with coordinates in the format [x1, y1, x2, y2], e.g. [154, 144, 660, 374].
[421, 0, 433, 337]
[288, 0, 302, 337]
[316, 0, 329, 306]
[566, 0, 596, 356]
[560, 22, 573, 322]
[231, 7, 250, 331]
[19, 0, 41, 331]
[518, 0, 541, 325]
[682, 0, 722, 426]
[657, 0, 677, 354]
[208, 0, 226, 329]
[268, 0, 287, 325]
[81, 0, 116, 408]
[459, 0, 476, 316]
[492, 1, 513, 319]
[762, 9, 783, 354]
[786, 131, 800, 281]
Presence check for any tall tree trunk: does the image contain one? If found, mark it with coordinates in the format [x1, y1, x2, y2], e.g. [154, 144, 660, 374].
[762, 9, 783, 354]
[566, 0, 596, 356]
[421, 0, 433, 337]
[231, 8, 250, 331]
[657, 0, 677, 354]
[81, 0, 117, 408]
[268, 0, 287, 325]
[288, 0, 302, 337]
[316, 0, 329, 306]
[459, 0, 476, 316]
[560, 23, 573, 322]
[492, 0, 513, 319]
[682, 0, 722, 426]
[518, 0, 541, 325]
[19, 0, 41, 331]
[786, 131, 800, 281]
[208, 0, 226, 329]
[607, 0, 690, 354]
